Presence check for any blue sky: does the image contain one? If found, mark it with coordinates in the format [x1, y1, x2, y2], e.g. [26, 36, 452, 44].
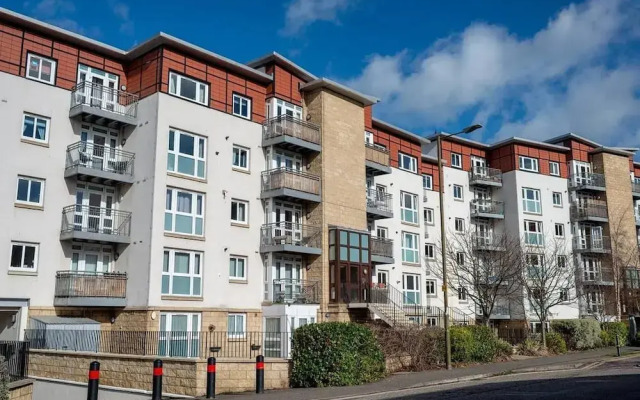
[6, 0, 640, 149]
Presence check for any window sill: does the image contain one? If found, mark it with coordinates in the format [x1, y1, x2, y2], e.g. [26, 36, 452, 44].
[232, 167, 251, 175]
[229, 279, 248, 284]
[231, 222, 250, 229]
[164, 232, 206, 241]
[401, 221, 420, 228]
[167, 172, 207, 184]
[522, 211, 542, 216]
[8, 270, 37, 276]
[20, 138, 49, 148]
[161, 295, 203, 301]
[402, 262, 421, 267]
[14, 203, 43, 211]
[454, 198, 464, 202]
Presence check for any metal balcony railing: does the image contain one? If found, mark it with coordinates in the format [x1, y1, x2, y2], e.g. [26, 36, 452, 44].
[71, 81, 138, 118]
[582, 267, 614, 284]
[366, 188, 393, 214]
[470, 199, 504, 217]
[371, 237, 394, 259]
[573, 235, 611, 252]
[472, 234, 505, 250]
[66, 142, 135, 177]
[263, 115, 321, 146]
[365, 143, 390, 167]
[570, 201, 608, 220]
[632, 181, 640, 194]
[469, 166, 503, 185]
[569, 172, 606, 190]
[271, 279, 320, 304]
[54, 271, 127, 299]
[61, 205, 132, 238]
[261, 168, 321, 196]
[260, 223, 321, 249]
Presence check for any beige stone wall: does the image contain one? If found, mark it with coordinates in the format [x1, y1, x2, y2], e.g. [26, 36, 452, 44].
[8, 380, 33, 400]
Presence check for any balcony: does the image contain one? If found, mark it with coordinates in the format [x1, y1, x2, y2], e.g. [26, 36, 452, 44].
[271, 279, 320, 304]
[637, 216, 640, 227]
[477, 305, 511, 320]
[472, 234, 506, 252]
[365, 144, 391, 175]
[469, 166, 503, 187]
[261, 168, 321, 203]
[371, 237, 394, 264]
[470, 200, 505, 219]
[65, 142, 135, 184]
[262, 116, 321, 153]
[632, 182, 640, 198]
[570, 201, 608, 222]
[582, 268, 614, 287]
[366, 189, 393, 219]
[260, 223, 321, 255]
[69, 81, 138, 127]
[569, 173, 606, 192]
[60, 205, 132, 244]
[573, 236, 611, 254]
[54, 271, 127, 307]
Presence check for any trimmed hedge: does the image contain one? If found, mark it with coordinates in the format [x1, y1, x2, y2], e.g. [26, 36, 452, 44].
[551, 319, 602, 350]
[451, 325, 511, 363]
[291, 322, 385, 387]
[0, 355, 8, 400]
[545, 332, 568, 354]
[601, 322, 628, 346]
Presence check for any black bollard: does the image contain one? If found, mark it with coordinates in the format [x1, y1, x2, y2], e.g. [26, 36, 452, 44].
[152, 359, 163, 400]
[255, 355, 264, 394]
[206, 357, 216, 399]
[87, 361, 100, 400]
[616, 333, 621, 357]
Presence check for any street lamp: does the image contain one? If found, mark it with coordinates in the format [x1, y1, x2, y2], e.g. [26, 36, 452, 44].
[436, 123, 482, 370]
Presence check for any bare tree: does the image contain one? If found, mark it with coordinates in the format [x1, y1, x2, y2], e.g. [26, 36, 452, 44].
[608, 210, 640, 321]
[428, 228, 524, 326]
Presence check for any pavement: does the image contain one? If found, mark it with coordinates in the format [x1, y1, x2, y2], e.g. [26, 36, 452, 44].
[216, 347, 640, 400]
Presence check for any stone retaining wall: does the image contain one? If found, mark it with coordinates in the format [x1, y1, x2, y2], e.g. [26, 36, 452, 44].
[9, 379, 34, 400]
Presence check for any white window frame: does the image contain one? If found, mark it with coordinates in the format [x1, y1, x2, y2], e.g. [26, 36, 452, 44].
[162, 249, 202, 297]
[424, 208, 434, 225]
[458, 286, 468, 302]
[232, 145, 250, 171]
[231, 199, 249, 225]
[168, 71, 208, 105]
[159, 312, 201, 358]
[549, 161, 560, 176]
[376, 226, 388, 238]
[557, 255, 567, 269]
[554, 223, 565, 238]
[425, 279, 437, 297]
[15, 176, 44, 206]
[401, 231, 419, 264]
[165, 188, 205, 236]
[398, 152, 417, 173]
[522, 188, 542, 214]
[232, 94, 251, 119]
[453, 184, 463, 200]
[422, 174, 433, 190]
[402, 273, 421, 305]
[26, 53, 56, 84]
[451, 153, 462, 168]
[559, 289, 569, 302]
[400, 192, 419, 224]
[22, 113, 50, 144]
[456, 252, 465, 266]
[519, 156, 539, 172]
[425, 243, 435, 260]
[228, 313, 246, 338]
[9, 242, 38, 272]
[524, 220, 544, 246]
[552, 192, 563, 207]
[229, 255, 247, 281]
[364, 131, 373, 145]
[167, 129, 207, 179]
[455, 218, 465, 233]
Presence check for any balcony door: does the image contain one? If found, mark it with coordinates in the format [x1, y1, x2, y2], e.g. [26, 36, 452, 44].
[573, 162, 591, 184]
[272, 149, 302, 171]
[579, 224, 603, 249]
[70, 244, 111, 273]
[475, 221, 492, 245]
[474, 188, 490, 212]
[471, 156, 486, 175]
[75, 184, 116, 234]
[274, 256, 302, 302]
[77, 64, 118, 112]
[272, 201, 302, 244]
[80, 125, 119, 172]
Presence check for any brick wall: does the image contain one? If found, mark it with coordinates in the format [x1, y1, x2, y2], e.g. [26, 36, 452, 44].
[371, 124, 422, 172]
[268, 64, 304, 105]
[561, 139, 595, 162]
[8, 380, 33, 400]
[420, 160, 440, 192]
[440, 138, 487, 172]
[489, 143, 568, 178]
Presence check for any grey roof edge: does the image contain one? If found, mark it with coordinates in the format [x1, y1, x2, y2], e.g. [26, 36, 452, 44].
[246, 51, 317, 82]
[426, 132, 490, 149]
[589, 146, 637, 157]
[300, 78, 379, 106]
[372, 118, 429, 144]
[490, 136, 570, 152]
[545, 133, 602, 148]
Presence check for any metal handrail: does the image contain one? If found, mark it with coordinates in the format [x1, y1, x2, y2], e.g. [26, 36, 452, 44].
[262, 115, 321, 145]
[573, 235, 611, 252]
[469, 166, 502, 184]
[55, 270, 127, 299]
[271, 279, 319, 304]
[366, 188, 393, 214]
[61, 205, 132, 237]
[470, 199, 505, 216]
[472, 233, 504, 249]
[371, 237, 394, 258]
[71, 81, 138, 118]
[260, 223, 321, 248]
[66, 141, 135, 176]
[570, 202, 608, 220]
[261, 168, 321, 195]
[569, 172, 605, 189]
[632, 181, 640, 194]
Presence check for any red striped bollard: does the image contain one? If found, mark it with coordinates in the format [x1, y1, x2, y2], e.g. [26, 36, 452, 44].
[255, 355, 264, 394]
[206, 357, 216, 398]
[152, 359, 163, 400]
[86, 361, 100, 400]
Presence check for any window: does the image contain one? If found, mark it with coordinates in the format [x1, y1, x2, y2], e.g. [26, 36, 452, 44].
[455, 218, 465, 233]
[168, 72, 208, 105]
[376, 226, 388, 238]
[167, 129, 206, 179]
[522, 188, 541, 214]
[524, 220, 543, 245]
[9, 242, 38, 272]
[159, 313, 201, 358]
[228, 313, 246, 338]
[401, 232, 419, 264]
[422, 174, 433, 190]
[231, 200, 249, 225]
[456, 252, 465, 266]
[425, 243, 435, 259]
[586, 291, 603, 314]
[451, 153, 462, 168]
[583, 257, 601, 281]
[232, 94, 251, 119]
[519, 156, 539, 172]
[549, 162, 560, 176]
[22, 114, 49, 143]
[232, 145, 249, 171]
[229, 256, 247, 280]
[162, 249, 202, 297]
[626, 268, 640, 289]
[364, 131, 373, 145]
[402, 274, 421, 305]
[552, 192, 562, 207]
[16, 176, 44, 206]
[26, 53, 56, 84]
[424, 208, 434, 225]
[400, 192, 418, 224]
[458, 287, 468, 302]
[398, 152, 417, 173]
[557, 255, 567, 269]
[526, 254, 544, 277]
[165, 188, 204, 236]
[559, 289, 569, 302]
[425, 279, 436, 296]
[554, 223, 565, 237]
[453, 184, 463, 200]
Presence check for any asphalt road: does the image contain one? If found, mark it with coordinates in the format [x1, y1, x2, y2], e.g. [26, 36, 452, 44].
[376, 357, 640, 400]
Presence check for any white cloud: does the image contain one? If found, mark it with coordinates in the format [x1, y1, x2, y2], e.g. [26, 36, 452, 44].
[26, 0, 75, 18]
[346, 0, 640, 147]
[109, 1, 134, 35]
[281, 0, 351, 36]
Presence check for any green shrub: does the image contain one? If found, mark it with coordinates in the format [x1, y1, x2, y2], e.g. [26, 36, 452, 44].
[0, 355, 8, 400]
[371, 326, 445, 371]
[495, 339, 514, 358]
[450, 325, 509, 363]
[291, 322, 385, 387]
[545, 331, 567, 354]
[551, 319, 602, 350]
[450, 326, 474, 363]
[601, 322, 628, 346]
[517, 338, 540, 356]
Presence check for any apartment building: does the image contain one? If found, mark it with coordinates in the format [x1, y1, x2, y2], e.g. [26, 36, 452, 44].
[0, 8, 639, 346]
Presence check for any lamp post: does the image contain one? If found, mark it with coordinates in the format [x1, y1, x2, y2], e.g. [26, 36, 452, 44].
[437, 124, 482, 370]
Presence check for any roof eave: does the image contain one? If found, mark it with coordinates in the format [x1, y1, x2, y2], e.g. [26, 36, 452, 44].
[373, 118, 429, 145]
[300, 78, 379, 106]
[246, 51, 317, 82]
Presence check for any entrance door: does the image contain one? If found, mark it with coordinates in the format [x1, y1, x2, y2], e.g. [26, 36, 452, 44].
[77, 64, 118, 111]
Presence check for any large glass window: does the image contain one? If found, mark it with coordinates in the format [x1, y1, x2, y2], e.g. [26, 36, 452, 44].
[524, 220, 543, 246]
[403, 273, 421, 305]
[228, 313, 246, 338]
[9, 242, 38, 272]
[26, 53, 56, 84]
[398, 152, 417, 173]
[400, 192, 418, 224]
[22, 114, 49, 143]
[159, 313, 201, 358]
[519, 156, 539, 172]
[168, 72, 208, 105]
[165, 188, 204, 236]
[162, 249, 202, 296]
[16, 176, 44, 206]
[167, 129, 206, 179]
[522, 188, 541, 214]
[232, 94, 251, 119]
[402, 231, 419, 264]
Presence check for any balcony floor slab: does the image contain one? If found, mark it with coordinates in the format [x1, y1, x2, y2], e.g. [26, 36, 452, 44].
[260, 244, 321, 255]
[65, 165, 134, 184]
[262, 136, 321, 153]
[60, 231, 131, 244]
[54, 297, 126, 307]
[372, 255, 394, 264]
[69, 104, 137, 128]
[261, 188, 321, 203]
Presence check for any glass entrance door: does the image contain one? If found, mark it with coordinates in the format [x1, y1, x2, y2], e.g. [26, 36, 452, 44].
[574, 162, 591, 185]
[274, 257, 302, 302]
[75, 185, 116, 234]
[77, 64, 118, 112]
[471, 156, 486, 175]
[272, 201, 302, 244]
[80, 125, 120, 172]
